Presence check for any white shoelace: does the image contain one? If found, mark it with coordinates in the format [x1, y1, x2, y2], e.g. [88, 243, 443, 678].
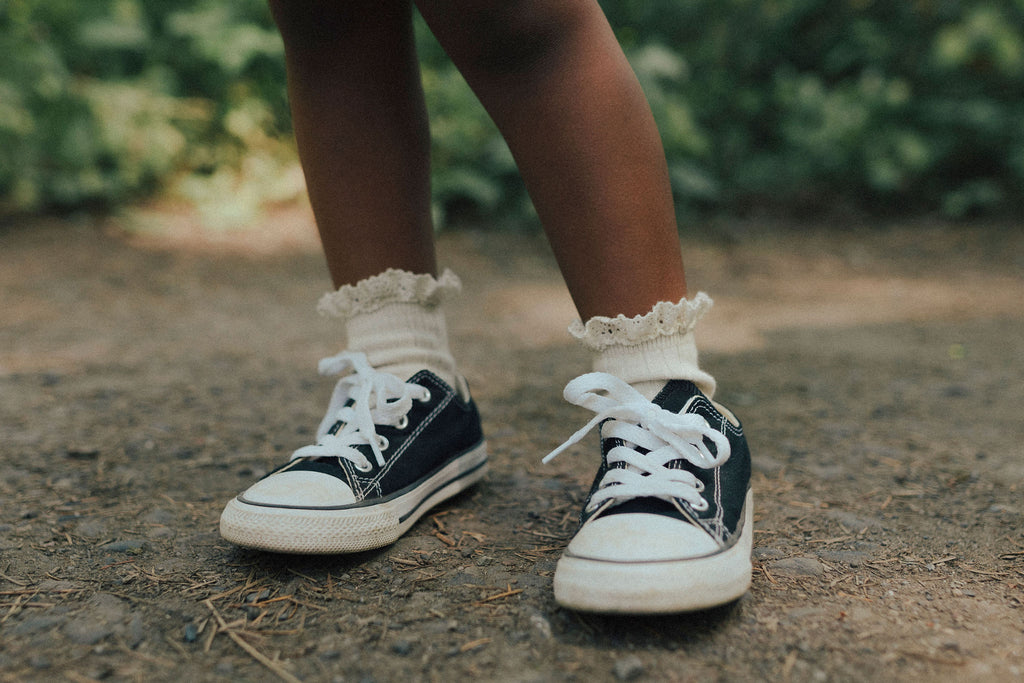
[291, 351, 429, 470]
[543, 373, 731, 513]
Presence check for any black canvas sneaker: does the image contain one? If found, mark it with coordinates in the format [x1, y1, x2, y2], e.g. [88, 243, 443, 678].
[543, 373, 752, 613]
[220, 351, 487, 554]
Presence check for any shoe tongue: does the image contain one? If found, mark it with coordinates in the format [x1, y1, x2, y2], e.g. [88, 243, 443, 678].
[651, 380, 702, 413]
[599, 497, 688, 521]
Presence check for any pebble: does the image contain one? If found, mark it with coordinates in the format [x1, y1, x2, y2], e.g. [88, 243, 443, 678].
[143, 508, 175, 525]
[825, 510, 882, 530]
[753, 547, 787, 561]
[100, 539, 147, 553]
[770, 557, 825, 578]
[74, 520, 108, 540]
[28, 655, 51, 669]
[815, 550, 871, 567]
[752, 455, 785, 476]
[528, 613, 553, 640]
[66, 445, 100, 459]
[63, 594, 129, 646]
[445, 569, 483, 587]
[183, 623, 199, 643]
[613, 655, 645, 681]
[11, 615, 67, 637]
[391, 639, 413, 656]
[127, 612, 145, 648]
[784, 607, 827, 623]
[64, 619, 115, 646]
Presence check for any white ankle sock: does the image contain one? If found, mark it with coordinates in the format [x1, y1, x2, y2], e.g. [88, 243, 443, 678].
[317, 269, 466, 396]
[569, 293, 717, 400]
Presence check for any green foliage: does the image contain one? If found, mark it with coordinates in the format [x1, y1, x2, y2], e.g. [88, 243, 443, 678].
[0, 0, 290, 220]
[416, 22, 523, 227]
[2, 0, 1022, 221]
[602, 0, 1024, 217]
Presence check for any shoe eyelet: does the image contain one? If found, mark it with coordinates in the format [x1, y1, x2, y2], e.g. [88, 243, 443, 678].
[417, 388, 431, 403]
[354, 458, 373, 473]
[376, 435, 389, 451]
[396, 415, 409, 430]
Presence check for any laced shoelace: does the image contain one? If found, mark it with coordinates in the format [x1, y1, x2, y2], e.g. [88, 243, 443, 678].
[291, 351, 430, 471]
[542, 373, 731, 513]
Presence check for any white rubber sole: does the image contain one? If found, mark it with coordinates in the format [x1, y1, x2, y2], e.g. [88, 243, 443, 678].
[553, 490, 753, 614]
[219, 443, 487, 554]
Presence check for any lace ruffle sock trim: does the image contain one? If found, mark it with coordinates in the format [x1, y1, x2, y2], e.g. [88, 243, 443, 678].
[569, 293, 717, 400]
[317, 269, 466, 396]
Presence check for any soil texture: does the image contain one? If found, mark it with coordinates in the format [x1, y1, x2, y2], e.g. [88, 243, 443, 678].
[1, 212, 1023, 682]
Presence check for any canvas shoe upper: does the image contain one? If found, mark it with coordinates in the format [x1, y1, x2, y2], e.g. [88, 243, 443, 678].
[544, 373, 752, 613]
[220, 351, 487, 554]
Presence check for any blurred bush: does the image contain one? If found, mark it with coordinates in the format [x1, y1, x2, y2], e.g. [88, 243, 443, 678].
[602, 0, 1024, 218]
[0, 0, 295, 225]
[2, 0, 1022, 223]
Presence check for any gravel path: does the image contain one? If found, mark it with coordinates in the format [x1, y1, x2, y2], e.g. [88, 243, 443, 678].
[1, 213, 1022, 682]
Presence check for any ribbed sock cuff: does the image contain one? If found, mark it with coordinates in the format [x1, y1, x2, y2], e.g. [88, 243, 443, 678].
[345, 302, 459, 388]
[570, 293, 717, 399]
[317, 269, 464, 395]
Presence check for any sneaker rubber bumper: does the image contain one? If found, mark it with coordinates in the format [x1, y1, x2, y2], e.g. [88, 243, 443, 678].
[220, 443, 487, 554]
[552, 490, 753, 613]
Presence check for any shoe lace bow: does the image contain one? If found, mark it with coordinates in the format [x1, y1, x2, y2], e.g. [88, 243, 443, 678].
[291, 351, 428, 470]
[542, 373, 731, 513]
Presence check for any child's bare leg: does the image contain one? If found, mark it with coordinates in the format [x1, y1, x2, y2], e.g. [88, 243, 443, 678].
[416, 0, 687, 320]
[418, 0, 752, 616]
[269, 0, 436, 286]
[223, 2, 486, 559]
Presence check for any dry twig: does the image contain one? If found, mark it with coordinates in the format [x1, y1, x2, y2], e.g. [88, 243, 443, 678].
[204, 599, 301, 683]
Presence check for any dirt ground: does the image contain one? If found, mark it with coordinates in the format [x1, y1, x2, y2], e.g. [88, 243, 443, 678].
[1, 209, 1022, 682]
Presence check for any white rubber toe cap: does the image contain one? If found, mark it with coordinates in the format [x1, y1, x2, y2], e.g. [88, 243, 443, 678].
[565, 513, 719, 562]
[239, 471, 356, 508]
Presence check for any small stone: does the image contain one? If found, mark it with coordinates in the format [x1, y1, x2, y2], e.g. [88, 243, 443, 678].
[12, 615, 66, 636]
[183, 623, 199, 643]
[752, 455, 785, 476]
[753, 547, 787, 561]
[815, 550, 871, 567]
[143, 508, 175, 525]
[391, 639, 413, 656]
[127, 613, 145, 648]
[29, 655, 51, 669]
[64, 620, 114, 646]
[613, 655, 645, 681]
[528, 613, 552, 640]
[770, 557, 825, 578]
[100, 539, 147, 553]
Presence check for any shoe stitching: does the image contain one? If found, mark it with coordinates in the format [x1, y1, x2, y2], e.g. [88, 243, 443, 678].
[330, 373, 455, 504]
